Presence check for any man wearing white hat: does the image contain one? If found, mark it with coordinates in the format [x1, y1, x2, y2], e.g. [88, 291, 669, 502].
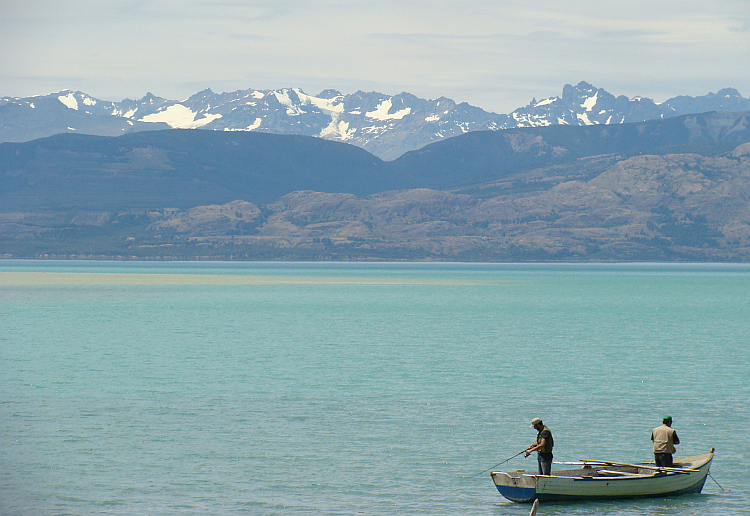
[525, 417, 554, 475]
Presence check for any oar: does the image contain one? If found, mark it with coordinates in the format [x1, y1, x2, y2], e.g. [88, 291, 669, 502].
[466, 449, 527, 477]
[578, 459, 697, 474]
[529, 499, 539, 516]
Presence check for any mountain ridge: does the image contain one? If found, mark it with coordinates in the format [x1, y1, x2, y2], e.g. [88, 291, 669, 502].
[3, 110, 749, 211]
[2, 111, 750, 262]
[2, 82, 749, 160]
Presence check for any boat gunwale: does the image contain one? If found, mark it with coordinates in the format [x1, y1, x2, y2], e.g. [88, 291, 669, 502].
[492, 450, 713, 480]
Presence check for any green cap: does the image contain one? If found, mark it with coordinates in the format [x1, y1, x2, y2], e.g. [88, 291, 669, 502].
[663, 415, 672, 422]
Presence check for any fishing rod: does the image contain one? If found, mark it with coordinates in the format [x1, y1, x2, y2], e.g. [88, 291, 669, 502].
[467, 449, 527, 477]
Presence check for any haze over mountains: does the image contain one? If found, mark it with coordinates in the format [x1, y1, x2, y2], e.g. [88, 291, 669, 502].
[3, 82, 750, 160]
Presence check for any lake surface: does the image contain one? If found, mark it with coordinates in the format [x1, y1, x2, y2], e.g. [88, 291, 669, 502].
[1, 260, 748, 516]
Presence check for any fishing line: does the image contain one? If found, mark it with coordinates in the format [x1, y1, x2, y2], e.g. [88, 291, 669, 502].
[466, 449, 527, 477]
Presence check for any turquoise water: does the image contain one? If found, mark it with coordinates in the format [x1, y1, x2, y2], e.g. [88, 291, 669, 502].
[1, 261, 748, 516]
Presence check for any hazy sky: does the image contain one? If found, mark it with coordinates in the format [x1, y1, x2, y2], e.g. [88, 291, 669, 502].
[1, 0, 748, 113]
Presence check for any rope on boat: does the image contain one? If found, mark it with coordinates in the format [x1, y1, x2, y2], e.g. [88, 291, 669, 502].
[708, 472, 725, 491]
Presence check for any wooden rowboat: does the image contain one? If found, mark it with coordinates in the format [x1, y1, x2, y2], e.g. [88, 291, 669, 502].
[491, 449, 714, 503]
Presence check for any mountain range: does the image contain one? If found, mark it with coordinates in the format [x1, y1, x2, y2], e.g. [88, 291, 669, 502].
[2, 110, 750, 261]
[2, 82, 749, 160]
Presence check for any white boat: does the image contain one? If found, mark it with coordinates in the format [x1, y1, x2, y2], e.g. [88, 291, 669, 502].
[491, 449, 714, 503]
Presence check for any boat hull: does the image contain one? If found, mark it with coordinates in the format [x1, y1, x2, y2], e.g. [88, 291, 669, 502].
[492, 451, 713, 503]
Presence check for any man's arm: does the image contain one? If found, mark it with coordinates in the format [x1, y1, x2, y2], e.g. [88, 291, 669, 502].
[673, 432, 679, 445]
[525, 438, 546, 456]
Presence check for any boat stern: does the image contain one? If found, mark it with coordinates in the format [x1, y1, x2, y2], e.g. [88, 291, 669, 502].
[491, 471, 537, 503]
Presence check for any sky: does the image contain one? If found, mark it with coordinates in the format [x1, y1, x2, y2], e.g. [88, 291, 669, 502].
[1, 0, 748, 114]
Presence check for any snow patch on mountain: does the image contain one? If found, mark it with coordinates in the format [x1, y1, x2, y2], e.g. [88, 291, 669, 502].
[295, 89, 344, 115]
[366, 99, 411, 121]
[512, 111, 552, 126]
[110, 106, 138, 118]
[582, 92, 598, 111]
[139, 104, 221, 129]
[268, 88, 343, 117]
[320, 120, 354, 140]
[274, 91, 305, 116]
[535, 98, 557, 107]
[58, 93, 78, 110]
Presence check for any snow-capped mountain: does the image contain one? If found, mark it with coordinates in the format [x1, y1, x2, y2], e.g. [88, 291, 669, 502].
[0, 91, 169, 143]
[506, 82, 750, 127]
[2, 82, 749, 160]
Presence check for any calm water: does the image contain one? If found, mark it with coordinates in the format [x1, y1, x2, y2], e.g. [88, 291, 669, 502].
[1, 261, 748, 516]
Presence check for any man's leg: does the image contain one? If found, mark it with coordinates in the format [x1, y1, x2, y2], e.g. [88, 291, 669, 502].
[538, 453, 552, 475]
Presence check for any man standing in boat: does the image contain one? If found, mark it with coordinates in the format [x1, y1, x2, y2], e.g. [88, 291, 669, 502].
[651, 415, 680, 467]
[525, 418, 554, 475]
